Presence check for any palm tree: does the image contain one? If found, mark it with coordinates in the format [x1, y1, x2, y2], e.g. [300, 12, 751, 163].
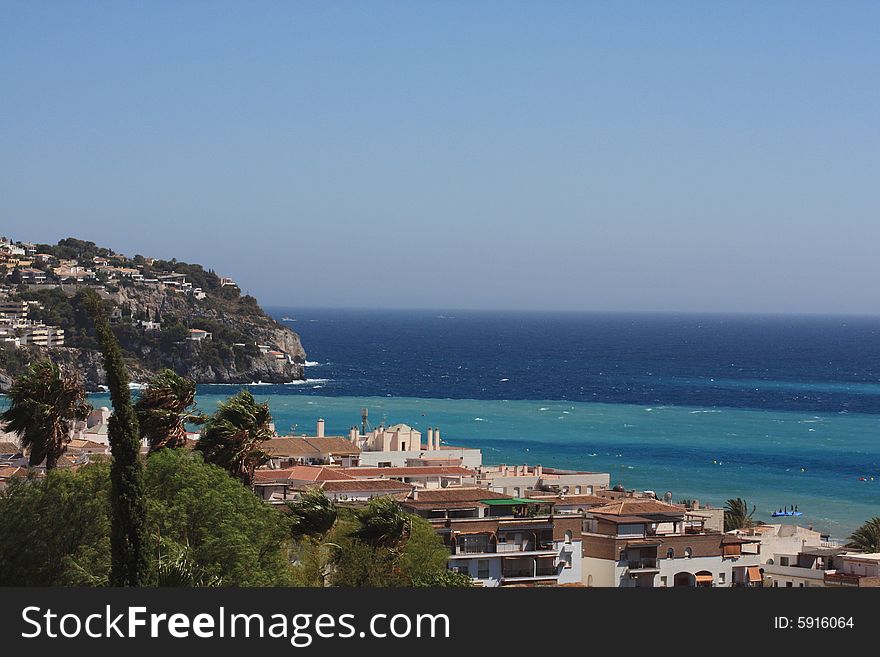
[288, 487, 338, 539]
[0, 360, 91, 469]
[196, 389, 273, 486]
[724, 497, 756, 532]
[135, 369, 204, 452]
[354, 497, 411, 548]
[848, 517, 880, 553]
[157, 540, 222, 587]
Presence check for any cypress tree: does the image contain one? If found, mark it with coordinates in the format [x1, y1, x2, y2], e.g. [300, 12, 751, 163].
[82, 289, 149, 586]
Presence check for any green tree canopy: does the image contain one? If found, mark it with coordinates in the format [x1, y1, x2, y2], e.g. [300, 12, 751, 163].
[0, 450, 295, 586]
[196, 389, 273, 486]
[134, 369, 204, 452]
[326, 497, 467, 588]
[0, 360, 91, 469]
[724, 497, 756, 532]
[83, 288, 148, 586]
[848, 517, 880, 553]
[288, 488, 338, 539]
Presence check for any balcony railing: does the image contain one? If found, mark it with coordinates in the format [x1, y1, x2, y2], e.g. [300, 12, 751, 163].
[627, 559, 659, 571]
[456, 541, 555, 555]
[503, 567, 559, 578]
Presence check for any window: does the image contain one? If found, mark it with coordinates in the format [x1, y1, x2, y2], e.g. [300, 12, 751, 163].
[799, 583, 804, 587]
[587, 575, 594, 587]
[575, 486, 581, 494]
[561, 552, 572, 569]
[684, 547, 692, 558]
[780, 556, 790, 566]
[477, 560, 490, 579]
[378, 462, 392, 468]
[786, 581, 793, 588]
[562, 486, 570, 494]
[513, 487, 521, 497]
[660, 576, 668, 587]
[667, 548, 675, 559]
[564, 530, 572, 544]
[718, 572, 725, 584]
[401, 442, 407, 450]
[773, 581, 778, 587]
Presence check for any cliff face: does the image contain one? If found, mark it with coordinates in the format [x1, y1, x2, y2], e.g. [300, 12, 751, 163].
[1, 258, 307, 393]
[0, 237, 312, 393]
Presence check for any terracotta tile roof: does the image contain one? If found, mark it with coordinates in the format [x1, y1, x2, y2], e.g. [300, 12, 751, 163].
[589, 499, 686, 517]
[320, 479, 413, 493]
[264, 436, 360, 457]
[67, 439, 108, 450]
[0, 441, 21, 454]
[0, 466, 24, 479]
[253, 466, 354, 484]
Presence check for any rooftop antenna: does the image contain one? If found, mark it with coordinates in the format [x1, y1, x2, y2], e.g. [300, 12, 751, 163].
[361, 407, 370, 434]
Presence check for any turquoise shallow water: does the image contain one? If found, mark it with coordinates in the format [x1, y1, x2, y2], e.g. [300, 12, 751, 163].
[82, 388, 880, 538]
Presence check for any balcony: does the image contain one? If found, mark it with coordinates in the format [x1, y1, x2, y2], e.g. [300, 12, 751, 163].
[627, 559, 660, 572]
[496, 541, 554, 553]
[453, 541, 555, 556]
[501, 565, 560, 583]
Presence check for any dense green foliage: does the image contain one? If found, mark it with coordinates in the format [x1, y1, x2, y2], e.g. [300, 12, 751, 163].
[288, 487, 338, 539]
[724, 497, 757, 532]
[0, 360, 91, 468]
[0, 343, 35, 380]
[134, 369, 203, 452]
[848, 517, 880, 553]
[36, 237, 115, 262]
[196, 389, 273, 486]
[0, 464, 111, 585]
[329, 502, 463, 587]
[16, 288, 99, 349]
[83, 289, 149, 586]
[353, 496, 411, 547]
[0, 451, 295, 586]
[285, 496, 468, 588]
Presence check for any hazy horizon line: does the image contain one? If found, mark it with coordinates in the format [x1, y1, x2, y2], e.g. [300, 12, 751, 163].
[262, 304, 880, 320]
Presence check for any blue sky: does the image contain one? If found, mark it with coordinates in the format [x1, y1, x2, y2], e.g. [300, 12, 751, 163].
[1, 2, 878, 313]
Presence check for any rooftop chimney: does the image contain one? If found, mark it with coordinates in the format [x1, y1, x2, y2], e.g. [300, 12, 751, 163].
[434, 428, 441, 449]
[316, 418, 325, 437]
[427, 427, 434, 451]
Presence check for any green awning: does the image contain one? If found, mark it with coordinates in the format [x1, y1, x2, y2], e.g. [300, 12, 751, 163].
[480, 498, 539, 505]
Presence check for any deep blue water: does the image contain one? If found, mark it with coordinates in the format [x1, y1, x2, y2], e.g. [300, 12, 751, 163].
[10, 309, 877, 535]
[268, 308, 880, 414]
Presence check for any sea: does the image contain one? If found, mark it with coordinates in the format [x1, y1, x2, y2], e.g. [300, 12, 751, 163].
[45, 310, 880, 536]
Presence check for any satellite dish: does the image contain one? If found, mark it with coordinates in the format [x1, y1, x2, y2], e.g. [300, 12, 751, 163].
[664, 491, 673, 502]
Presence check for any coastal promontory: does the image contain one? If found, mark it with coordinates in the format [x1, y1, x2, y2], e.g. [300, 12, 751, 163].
[0, 237, 305, 391]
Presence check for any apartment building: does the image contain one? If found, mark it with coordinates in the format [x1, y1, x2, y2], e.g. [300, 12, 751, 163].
[402, 488, 583, 587]
[580, 498, 762, 587]
[477, 464, 611, 498]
